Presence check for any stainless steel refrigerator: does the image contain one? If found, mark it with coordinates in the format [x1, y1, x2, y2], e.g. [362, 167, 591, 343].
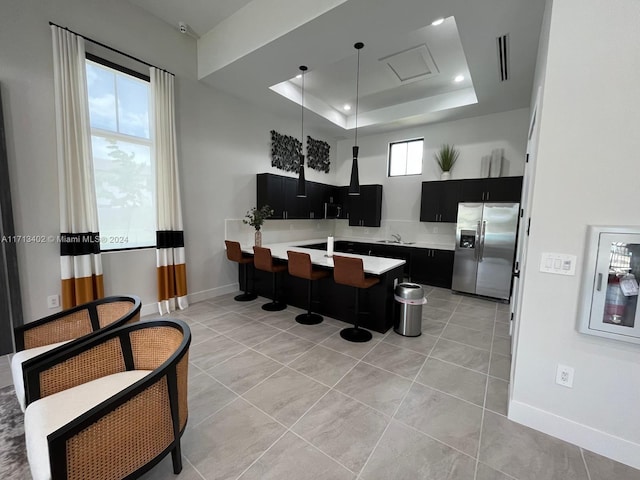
[452, 202, 519, 301]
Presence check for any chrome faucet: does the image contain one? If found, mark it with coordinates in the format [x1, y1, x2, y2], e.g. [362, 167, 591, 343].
[391, 233, 402, 243]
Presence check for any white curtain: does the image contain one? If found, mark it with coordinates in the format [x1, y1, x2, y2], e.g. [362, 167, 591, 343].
[151, 68, 188, 314]
[51, 25, 104, 308]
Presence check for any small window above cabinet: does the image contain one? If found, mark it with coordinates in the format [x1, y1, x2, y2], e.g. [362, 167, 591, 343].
[578, 226, 640, 344]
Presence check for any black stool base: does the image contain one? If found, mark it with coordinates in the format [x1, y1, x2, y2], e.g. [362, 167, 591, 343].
[234, 292, 257, 302]
[340, 327, 372, 343]
[296, 313, 323, 325]
[262, 301, 287, 311]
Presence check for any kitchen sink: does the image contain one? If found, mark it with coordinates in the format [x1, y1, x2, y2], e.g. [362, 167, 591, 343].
[377, 240, 415, 245]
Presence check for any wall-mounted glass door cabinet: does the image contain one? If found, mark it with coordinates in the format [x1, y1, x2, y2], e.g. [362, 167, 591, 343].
[579, 226, 640, 344]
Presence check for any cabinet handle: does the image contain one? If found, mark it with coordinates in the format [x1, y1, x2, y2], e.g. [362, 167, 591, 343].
[486, 191, 490, 201]
[596, 273, 603, 291]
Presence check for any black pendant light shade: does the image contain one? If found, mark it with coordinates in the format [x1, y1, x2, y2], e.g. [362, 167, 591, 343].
[349, 42, 364, 196]
[296, 153, 306, 196]
[296, 65, 308, 198]
[348, 146, 360, 195]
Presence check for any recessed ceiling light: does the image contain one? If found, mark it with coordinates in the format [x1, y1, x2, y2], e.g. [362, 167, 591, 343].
[295, 74, 302, 79]
[454, 74, 465, 83]
[343, 104, 351, 111]
[431, 18, 444, 26]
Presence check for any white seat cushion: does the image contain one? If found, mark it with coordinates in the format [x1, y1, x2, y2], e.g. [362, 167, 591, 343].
[25, 370, 152, 480]
[11, 341, 71, 412]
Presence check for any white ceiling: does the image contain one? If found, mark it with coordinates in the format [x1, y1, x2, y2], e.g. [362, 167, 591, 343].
[127, 0, 546, 139]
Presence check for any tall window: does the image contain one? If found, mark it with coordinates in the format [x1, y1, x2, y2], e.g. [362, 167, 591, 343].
[388, 138, 424, 177]
[85, 59, 155, 250]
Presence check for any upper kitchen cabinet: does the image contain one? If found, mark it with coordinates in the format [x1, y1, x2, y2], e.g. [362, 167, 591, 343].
[348, 184, 383, 227]
[306, 181, 327, 220]
[257, 173, 307, 219]
[459, 176, 523, 202]
[419, 180, 461, 222]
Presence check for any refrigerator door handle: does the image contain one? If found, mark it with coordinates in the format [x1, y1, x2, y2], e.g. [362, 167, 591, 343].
[479, 221, 487, 261]
[474, 221, 481, 261]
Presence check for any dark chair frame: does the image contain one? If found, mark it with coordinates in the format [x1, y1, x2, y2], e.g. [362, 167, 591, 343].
[23, 319, 191, 479]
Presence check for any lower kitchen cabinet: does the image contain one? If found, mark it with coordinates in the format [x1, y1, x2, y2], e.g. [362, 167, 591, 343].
[410, 248, 455, 288]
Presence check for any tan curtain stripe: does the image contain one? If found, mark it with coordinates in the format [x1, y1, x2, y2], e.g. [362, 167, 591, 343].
[61, 275, 105, 310]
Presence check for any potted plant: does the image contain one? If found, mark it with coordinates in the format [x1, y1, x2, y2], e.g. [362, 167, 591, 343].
[435, 144, 459, 180]
[243, 205, 274, 246]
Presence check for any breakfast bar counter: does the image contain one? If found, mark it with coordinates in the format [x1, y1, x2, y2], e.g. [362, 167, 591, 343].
[238, 240, 406, 333]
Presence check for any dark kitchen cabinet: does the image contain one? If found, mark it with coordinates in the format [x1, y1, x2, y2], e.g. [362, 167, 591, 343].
[369, 244, 411, 279]
[257, 173, 308, 219]
[410, 248, 455, 288]
[459, 176, 523, 202]
[348, 184, 383, 227]
[419, 180, 461, 223]
[306, 181, 327, 220]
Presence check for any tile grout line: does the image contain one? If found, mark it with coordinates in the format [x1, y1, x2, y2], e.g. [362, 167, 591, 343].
[232, 334, 376, 480]
[580, 448, 593, 480]
[473, 307, 500, 480]
[354, 297, 457, 479]
[183, 295, 509, 479]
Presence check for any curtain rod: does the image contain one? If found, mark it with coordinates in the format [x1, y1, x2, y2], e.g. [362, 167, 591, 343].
[49, 21, 175, 77]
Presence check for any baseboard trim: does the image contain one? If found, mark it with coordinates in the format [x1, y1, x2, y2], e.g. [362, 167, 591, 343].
[509, 400, 640, 470]
[139, 284, 239, 317]
[188, 284, 238, 304]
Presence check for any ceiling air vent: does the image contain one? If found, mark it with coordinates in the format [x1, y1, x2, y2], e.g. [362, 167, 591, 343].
[497, 34, 509, 81]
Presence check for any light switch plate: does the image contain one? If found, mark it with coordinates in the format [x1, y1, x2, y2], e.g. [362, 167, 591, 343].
[540, 252, 577, 276]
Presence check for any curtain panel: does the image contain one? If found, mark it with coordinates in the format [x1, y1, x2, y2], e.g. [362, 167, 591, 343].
[51, 25, 104, 308]
[151, 68, 188, 314]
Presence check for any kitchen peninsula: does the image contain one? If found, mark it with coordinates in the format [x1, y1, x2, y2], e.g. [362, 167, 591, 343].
[238, 240, 406, 333]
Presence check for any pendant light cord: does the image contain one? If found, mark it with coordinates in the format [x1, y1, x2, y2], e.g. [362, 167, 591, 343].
[301, 69, 305, 153]
[355, 47, 360, 146]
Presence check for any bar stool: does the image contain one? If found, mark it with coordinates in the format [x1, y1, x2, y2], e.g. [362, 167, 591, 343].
[253, 246, 287, 311]
[224, 240, 257, 302]
[332, 255, 379, 342]
[287, 250, 330, 325]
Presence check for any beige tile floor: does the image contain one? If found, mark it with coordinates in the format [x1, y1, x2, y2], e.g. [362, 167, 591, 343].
[2, 287, 639, 480]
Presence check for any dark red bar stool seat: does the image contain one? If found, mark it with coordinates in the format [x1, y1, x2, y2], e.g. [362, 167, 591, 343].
[333, 255, 379, 342]
[225, 240, 257, 302]
[253, 246, 287, 311]
[287, 250, 330, 325]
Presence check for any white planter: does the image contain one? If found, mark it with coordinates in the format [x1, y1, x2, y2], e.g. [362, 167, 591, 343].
[440, 171, 451, 180]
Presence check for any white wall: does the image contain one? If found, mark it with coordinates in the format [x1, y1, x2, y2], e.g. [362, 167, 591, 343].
[511, 0, 640, 468]
[333, 109, 529, 243]
[0, 0, 336, 319]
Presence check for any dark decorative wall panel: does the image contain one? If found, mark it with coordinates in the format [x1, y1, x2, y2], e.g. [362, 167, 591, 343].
[270, 130, 301, 172]
[307, 136, 330, 173]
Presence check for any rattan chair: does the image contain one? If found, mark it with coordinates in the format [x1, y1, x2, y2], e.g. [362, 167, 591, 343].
[11, 295, 141, 412]
[22, 318, 191, 480]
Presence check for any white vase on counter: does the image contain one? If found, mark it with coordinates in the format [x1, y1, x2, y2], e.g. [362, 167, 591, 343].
[440, 171, 451, 180]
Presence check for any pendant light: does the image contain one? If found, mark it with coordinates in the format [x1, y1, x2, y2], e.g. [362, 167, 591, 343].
[348, 42, 364, 196]
[296, 65, 308, 198]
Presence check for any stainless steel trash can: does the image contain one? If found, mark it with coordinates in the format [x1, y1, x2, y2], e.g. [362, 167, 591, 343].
[394, 283, 426, 337]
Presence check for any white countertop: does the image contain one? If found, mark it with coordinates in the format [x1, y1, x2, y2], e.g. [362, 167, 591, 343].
[339, 237, 455, 251]
[241, 239, 406, 275]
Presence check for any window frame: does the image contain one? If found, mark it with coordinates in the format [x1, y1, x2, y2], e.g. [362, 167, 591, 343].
[85, 54, 156, 252]
[388, 138, 424, 177]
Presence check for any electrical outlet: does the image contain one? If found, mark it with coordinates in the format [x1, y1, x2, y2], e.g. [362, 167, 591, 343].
[47, 294, 60, 309]
[555, 364, 574, 388]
